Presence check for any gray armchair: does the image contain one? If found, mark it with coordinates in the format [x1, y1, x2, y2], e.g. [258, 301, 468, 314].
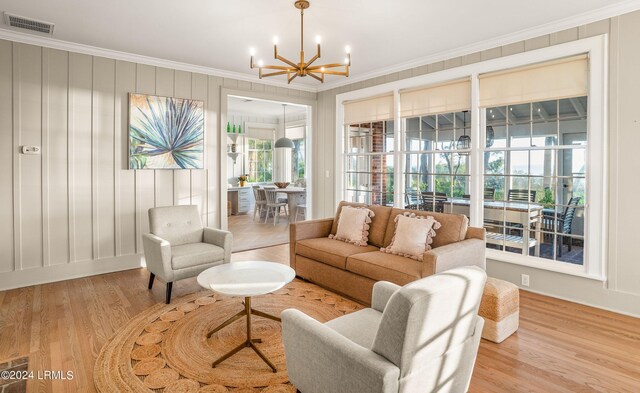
[282, 266, 487, 393]
[142, 205, 232, 304]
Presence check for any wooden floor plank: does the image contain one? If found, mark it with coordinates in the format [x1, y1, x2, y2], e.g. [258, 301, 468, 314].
[1, 244, 639, 392]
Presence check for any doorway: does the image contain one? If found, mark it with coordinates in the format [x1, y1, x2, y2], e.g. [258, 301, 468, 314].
[223, 95, 312, 252]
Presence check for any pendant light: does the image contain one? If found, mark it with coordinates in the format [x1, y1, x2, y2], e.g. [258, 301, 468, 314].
[456, 110, 471, 154]
[275, 104, 295, 149]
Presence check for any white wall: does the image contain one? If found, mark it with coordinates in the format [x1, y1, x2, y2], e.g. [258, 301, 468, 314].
[0, 40, 315, 290]
[316, 13, 640, 316]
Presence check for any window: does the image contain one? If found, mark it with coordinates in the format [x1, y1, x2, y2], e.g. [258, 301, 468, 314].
[247, 138, 273, 182]
[344, 121, 395, 205]
[483, 98, 587, 265]
[336, 36, 607, 279]
[402, 111, 471, 213]
[287, 126, 306, 182]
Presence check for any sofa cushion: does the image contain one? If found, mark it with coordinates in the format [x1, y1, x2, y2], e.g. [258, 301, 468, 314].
[381, 213, 441, 260]
[365, 204, 392, 248]
[330, 206, 375, 246]
[330, 202, 392, 248]
[383, 208, 468, 249]
[296, 238, 379, 270]
[346, 251, 422, 286]
[330, 201, 367, 235]
[171, 243, 225, 270]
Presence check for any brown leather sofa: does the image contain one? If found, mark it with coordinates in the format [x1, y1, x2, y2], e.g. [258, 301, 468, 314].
[289, 201, 486, 304]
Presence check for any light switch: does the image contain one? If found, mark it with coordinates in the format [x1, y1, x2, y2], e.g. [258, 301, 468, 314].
[21, 146, 41, 155]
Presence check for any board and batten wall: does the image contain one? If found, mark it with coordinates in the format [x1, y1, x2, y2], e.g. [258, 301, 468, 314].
[0, 39, 315, 290]
[316, 12, 640, 316]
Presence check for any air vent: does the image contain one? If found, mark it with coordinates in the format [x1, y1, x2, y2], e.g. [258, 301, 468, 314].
[3, 12, 54, 35]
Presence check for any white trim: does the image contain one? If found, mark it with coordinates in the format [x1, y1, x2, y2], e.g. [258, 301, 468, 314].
[334, 99, 345, 207]
[487, 250, 605, 281]
[318, 1, 640, 91]
[0, 254, 142, 291]
[220, 89, 317, 230]
[335, 36, 608, 280]
[0, 27, 316, 93]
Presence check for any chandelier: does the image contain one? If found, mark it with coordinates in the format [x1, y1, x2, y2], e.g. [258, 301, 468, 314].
[249, 0, 351, 84]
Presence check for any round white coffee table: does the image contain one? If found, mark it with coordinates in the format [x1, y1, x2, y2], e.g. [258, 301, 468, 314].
[197, 261, 295, 372]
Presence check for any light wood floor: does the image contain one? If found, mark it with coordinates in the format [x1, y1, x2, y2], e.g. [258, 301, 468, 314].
[1, 244, 639, 392]
[228, 210, 292, 252]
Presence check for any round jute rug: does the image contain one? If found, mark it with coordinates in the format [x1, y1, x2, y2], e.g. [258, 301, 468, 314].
[94, 280, 363, 392]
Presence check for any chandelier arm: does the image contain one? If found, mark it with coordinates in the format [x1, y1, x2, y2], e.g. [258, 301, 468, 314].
[307, 72, 324, 83]
[275, 53, 300, 69]
[288, 73, 298, 84]
[261, 70, 290, 77]
[304, 44, 321, 68]
[306, 63, 346, 70]
[317, 69, 348, 76]
[260, 64, 296, 71]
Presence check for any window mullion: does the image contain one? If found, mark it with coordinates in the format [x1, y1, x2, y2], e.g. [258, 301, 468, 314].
[393, 90, 403, 208]
[470, 73, 483, 227]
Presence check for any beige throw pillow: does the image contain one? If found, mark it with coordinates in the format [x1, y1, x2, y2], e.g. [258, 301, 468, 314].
[329, 206, 375, 246]
[381, 212, 441, 260]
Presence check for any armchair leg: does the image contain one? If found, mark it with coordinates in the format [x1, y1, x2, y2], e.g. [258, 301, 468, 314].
[166, 282, 173, 304]
[148, 273, 155, 289]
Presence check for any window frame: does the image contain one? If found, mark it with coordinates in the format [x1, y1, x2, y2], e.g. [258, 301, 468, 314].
[335, 35, 608, 281]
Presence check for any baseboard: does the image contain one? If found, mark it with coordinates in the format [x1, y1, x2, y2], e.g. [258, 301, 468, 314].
[520, 287, 640, 319]
[0, 254, 143, 291]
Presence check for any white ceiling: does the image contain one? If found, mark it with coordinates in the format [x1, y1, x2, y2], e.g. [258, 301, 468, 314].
[0, 0, 638, 90]
[228, 96, 307, 118]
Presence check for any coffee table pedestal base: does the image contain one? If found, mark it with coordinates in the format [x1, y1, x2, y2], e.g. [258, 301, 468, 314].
[208, 296, 280, 373]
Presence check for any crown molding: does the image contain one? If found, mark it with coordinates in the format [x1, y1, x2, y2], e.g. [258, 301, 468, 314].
[316, 0, 640, 92]
[1, 0, 639, 94]
[0, 27, 318, 93]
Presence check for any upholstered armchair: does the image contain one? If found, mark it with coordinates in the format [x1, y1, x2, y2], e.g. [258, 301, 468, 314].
[142, 205, 232, 304]
[282, 266, 487, 393]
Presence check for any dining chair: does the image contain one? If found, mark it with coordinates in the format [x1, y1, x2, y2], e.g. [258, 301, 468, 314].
[264, 189, 288, 225]
[507, 189, 536, 203]
[294, 204, 306, 222]
[558, 197, 581, 257]
[404, 192, 420, 210]
[463, 188, 494, 201]
[484, 187, 496, 200]
[421, 191, 447, 212]
[263, 185, 288, 206]
[252, 186, 267, 222]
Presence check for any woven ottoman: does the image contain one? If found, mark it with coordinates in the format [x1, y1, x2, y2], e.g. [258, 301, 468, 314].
[479, 277, 519, 343]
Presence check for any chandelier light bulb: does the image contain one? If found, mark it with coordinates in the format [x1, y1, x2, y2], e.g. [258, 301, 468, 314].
[315, 35, 322, 44]
[273, 36, 279, 45]
[321, 67, 325, 71]
[344, 57, 350, 65]
[345, 45, 351, 54]
[249, 47, 256, 56]
[258, 59, 264, 67]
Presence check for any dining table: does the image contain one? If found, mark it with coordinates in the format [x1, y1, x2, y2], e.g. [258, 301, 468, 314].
[444, 198, 543, 256]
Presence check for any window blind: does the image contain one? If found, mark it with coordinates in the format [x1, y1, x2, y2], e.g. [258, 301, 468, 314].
[246, 127, 275, 140]
[399, 79, 470, 117]
[479, 54, 588, 107]
[343, 94, 394, 124]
